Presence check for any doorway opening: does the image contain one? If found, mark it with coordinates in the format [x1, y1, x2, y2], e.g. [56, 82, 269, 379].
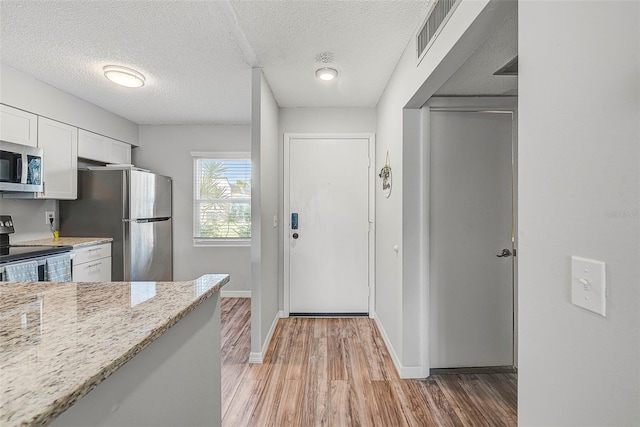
[425, 97, 518, 371]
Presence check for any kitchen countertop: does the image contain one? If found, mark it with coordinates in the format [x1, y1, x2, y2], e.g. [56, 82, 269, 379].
[14, 237, 113, 248]
[0, 274, 230, 427]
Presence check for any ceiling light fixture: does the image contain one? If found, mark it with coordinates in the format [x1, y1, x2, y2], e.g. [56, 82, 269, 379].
[315, 67, 338, 81]
[103, 65, 146, 88]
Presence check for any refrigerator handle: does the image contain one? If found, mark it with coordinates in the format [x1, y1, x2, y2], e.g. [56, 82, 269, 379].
[124, 217, 171, 223]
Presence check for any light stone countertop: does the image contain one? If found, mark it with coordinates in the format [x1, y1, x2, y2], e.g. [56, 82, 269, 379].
[13, 237, 113, 248]
[0, 274, 230, 427]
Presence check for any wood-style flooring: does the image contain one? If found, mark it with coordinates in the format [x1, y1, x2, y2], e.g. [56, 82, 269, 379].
[221, 298, 517, 426]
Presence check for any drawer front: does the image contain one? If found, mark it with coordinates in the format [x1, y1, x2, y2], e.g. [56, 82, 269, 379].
[72, 257, 111, 282]
[73, 243, 111, 265]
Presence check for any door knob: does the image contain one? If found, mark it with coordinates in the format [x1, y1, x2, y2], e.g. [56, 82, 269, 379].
[497, 248, 512, 258]
[292, 233, 299, 239]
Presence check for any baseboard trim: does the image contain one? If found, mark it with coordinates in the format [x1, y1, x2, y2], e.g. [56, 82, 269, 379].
[248, 310, 283, 364]
[372, 312, 403, 377]
[220, 290, 251, 298]
[402, 365, 429, 379]
[248, 352, 262, 364]
[372, 312, 428, 379]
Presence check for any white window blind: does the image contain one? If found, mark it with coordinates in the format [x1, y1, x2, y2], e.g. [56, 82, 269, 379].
[192, 153, 251, 245]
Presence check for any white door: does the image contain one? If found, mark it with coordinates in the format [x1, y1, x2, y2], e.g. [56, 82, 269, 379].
[287, 136, 370, 314]
[430, 111, 514, 368]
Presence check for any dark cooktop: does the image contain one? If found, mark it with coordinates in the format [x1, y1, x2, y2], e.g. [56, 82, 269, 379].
[0, 214, 73, 264]
[0, 245, 74, 264]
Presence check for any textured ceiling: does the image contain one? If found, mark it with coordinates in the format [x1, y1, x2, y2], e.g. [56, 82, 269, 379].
[229, 0, 432, 108]
[0, 1, 250, 125]
[0, 0, 431, 125]
[434, 7, 518, 97]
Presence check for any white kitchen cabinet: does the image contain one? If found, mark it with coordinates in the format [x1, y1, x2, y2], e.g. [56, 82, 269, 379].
[72, 242, 112, 282]
[0, 104, 38, 147]
[77, 129, 108, 161]
[110, 139, 131, 164]
[73, 257, 111, 282]
[37, 117, 78, 199]
[78, 129, 131, 164]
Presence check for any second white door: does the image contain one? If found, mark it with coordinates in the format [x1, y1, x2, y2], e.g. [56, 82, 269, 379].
[429, 110, 514, 368]
[287, 136, 371, 314]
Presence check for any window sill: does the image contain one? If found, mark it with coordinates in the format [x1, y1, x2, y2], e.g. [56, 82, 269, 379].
[193, 239, 251, 248]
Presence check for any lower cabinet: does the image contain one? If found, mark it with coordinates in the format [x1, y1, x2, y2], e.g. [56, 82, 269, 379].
[72, 243, 112, 282]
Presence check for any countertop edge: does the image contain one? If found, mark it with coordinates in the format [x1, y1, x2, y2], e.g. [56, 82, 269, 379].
[13, 237, 114, 248]
[67, 238, 114, 248]
[29, 274, 230, 427]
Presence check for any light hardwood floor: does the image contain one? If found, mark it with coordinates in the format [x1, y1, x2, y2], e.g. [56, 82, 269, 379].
[221, 298, 517, 426]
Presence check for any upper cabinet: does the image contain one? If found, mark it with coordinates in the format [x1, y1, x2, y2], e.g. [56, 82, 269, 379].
[0, 105, 38, 147]
[37, 117, 78, 199]
[110, 139, 132, 164]
[78, 129, 131, 164]
[2, 103, 133, 200]
[77, 130, 107, 161]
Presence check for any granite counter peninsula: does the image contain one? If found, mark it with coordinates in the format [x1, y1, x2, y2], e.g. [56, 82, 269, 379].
[0, 274, 229, 427]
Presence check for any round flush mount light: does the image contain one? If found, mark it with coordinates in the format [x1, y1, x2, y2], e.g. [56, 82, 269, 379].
[103, 65, 146, 88]
[315, 67, 338, 81]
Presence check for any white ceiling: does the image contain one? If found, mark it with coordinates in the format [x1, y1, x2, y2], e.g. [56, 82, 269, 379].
[229, 0, 432, 108]
[0, 0, 431, 125]
[434, 7, 518, 96]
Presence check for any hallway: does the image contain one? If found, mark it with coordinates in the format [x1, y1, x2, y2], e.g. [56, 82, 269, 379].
[221, 298, 517, 426]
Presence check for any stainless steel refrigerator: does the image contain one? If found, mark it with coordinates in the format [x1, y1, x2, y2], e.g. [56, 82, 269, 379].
[60, 169, 172, 281]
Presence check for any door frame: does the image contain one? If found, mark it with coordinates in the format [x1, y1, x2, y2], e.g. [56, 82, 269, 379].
[283, 133, 376, 317]
[424, 97, 518, 370]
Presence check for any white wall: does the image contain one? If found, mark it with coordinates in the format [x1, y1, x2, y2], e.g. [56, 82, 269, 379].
[135, 125, 251, 291]
[374, 0, 513, 377]
[0, 64, 138, 145]
[250, 69, 280, 361]
[278, 107, 377, 309]
[518, 1, 639, 425]
[0, 199, 58, 242]
[279, 107, 376, 134]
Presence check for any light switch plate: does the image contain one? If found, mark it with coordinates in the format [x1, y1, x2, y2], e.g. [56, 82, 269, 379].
[571, 256, 606, 316]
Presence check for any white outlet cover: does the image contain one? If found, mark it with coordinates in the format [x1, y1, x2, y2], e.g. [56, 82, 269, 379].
[45, 211, 55, 225]
[571, 256, 606, 316]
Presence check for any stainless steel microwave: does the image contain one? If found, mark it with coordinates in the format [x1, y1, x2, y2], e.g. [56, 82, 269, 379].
[0, 141, 44, 192]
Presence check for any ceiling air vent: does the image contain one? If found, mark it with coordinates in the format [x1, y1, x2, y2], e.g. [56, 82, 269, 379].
[417, 0, 462, 63]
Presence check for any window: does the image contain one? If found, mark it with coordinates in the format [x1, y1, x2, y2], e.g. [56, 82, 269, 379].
[192, 152, 251, 245]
